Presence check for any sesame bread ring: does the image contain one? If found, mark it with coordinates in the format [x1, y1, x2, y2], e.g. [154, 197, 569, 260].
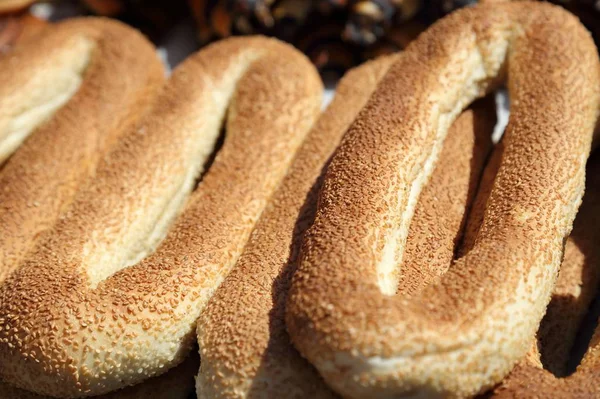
[0, 36, 322, 397]
[0, 18, 165, 282]
[536, 151, 600, 376]
[196, 50, 495, 398]
[489, 150, 600, 398]
[286, 2, 600, 398]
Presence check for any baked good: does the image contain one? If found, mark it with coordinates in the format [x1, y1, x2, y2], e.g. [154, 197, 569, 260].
[286, 2, 600, 397]
[0, 35, 322, 397]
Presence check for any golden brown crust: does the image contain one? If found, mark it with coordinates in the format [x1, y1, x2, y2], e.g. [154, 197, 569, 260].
[0, 17, 165, 283]
[197, 55, 397, 399]
[197, 55, 494, 397]
[0, 353, 198, 399]
[489, 151, 600, 398]
[537, 166, 600, 375]
[0, 36, 322, 397]
[286, 2, 600, 398]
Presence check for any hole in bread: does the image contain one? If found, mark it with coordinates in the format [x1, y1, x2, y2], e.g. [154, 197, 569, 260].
[123, 118, 229, 271]
[82, 57, 258, 287]
[565, 294, 600, 376]
[389, 94, 504, 297]
[375, 44, 500, 294]
[83, 112, 230, 288]
[392, 87, 599, 377]
[196, 119, 227, 190]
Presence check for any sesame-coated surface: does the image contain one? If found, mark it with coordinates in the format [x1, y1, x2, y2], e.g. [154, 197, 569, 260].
[196, 55, 397, 399]
[0, 18, 165, 283]
[488, 151, 600, 398]
[0, 36, 322, 397]
[0, 353, 198, 399]
[459, 141, 505, 257]
[197, 55, 495, 398]
[396, 97, 494, 297]
[536, 153, 600, 376]
[286, 2, 600, 398]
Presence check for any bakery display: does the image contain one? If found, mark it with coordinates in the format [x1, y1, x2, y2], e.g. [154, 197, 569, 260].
[1, 1, 600, 398]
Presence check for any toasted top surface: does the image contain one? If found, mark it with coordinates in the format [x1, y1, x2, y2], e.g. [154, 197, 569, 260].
[287, 2, 600, 397]
[0, 35, 322, 397]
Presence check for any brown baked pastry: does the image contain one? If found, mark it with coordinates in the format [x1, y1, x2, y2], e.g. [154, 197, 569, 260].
[197, 43, 495, 396]
[189, 0, 279, 43]
[486, 149, 600, 398]
[0, 17, 165, 282]
[286, 2, 600, 397]
[0, 353, 198, 398]
[0, 35, 322, 397]
[82, 0, 188, 40]
[295, 18, 360, 77]
[360, 20, 424, 60]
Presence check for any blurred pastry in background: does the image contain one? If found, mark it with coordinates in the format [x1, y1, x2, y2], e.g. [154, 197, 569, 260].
[295, 17, 360, 78]
[361, 20, 423, 59]
[423, 0, 477, 21]
[315, 0, 348, 14]
[82, 0, 188, 39]
[188, 0, 424, 73]
[2, 0, 188, 40]
[4, 0, 600, 75]
[343, 0, 422, 45]
[272, 0, 315, 41]
[189, 0, 276, 43]
[0, 0, 35, 14]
